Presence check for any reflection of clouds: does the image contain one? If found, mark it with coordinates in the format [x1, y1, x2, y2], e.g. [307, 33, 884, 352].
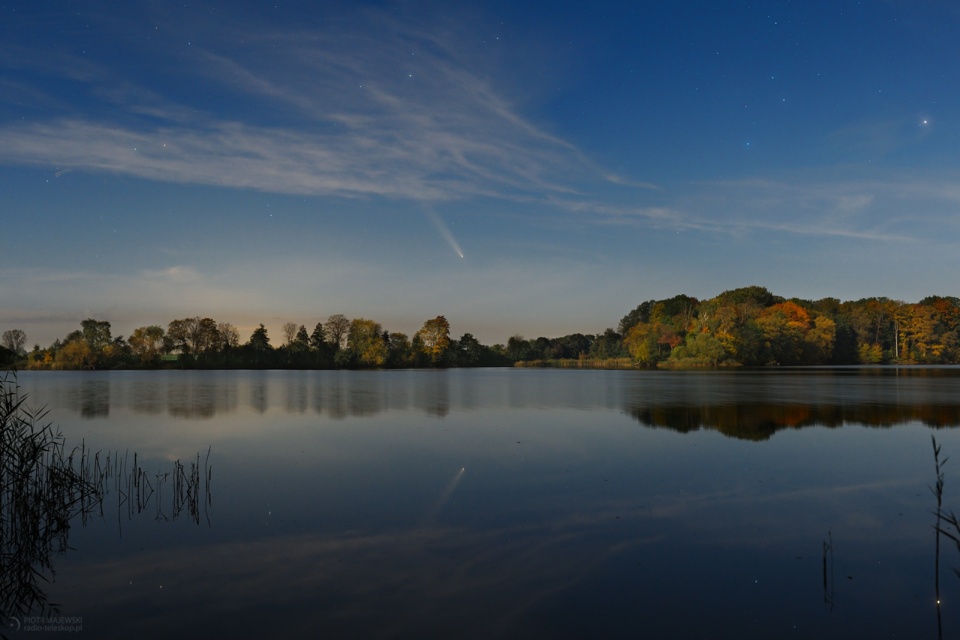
[57, 518, 649, 638]
[52, 466, 929, 639]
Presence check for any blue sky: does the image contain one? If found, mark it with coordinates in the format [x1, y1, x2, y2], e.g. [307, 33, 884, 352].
[2, 1, 960, 347]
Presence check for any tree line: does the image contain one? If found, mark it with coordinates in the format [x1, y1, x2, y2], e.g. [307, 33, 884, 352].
[4, 285, 960, 370]
[8, 315, 510, 370]
[504, 285, 960, 367]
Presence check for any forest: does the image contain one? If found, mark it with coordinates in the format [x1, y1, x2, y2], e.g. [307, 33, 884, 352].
[2, 286, 960, 370]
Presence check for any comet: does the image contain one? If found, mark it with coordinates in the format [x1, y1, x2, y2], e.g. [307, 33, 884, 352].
[425, 208, 464, 259]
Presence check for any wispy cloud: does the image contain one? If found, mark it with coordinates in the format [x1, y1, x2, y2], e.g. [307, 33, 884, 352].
[0, 10, 601, 204]
[3, 4, 957, 253]
[673, 174, 960, 242]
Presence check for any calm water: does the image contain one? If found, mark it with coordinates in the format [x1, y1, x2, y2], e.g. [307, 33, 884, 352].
[7, 367, 960, 639]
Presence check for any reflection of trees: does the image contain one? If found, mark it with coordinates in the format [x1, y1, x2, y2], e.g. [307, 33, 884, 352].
[250, 373, 269, 414]
[414, 372, 450, 417]
[626, 389, 960, 441]
[0, 374, 211, 625]
[284, 375, 308, 414]
[167, 379, 239, 420]
[622, 368, 960, 440]
[44, 371, 467, 421]
[310, 373, 448, 419]
[71, 378, 109, 418]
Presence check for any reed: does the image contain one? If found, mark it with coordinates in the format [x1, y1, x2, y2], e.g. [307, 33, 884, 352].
[1, 372, 100, 623]
[0, 372, 212, 626]
[822, 530, 834, 611]
[931, 436, 948, 638]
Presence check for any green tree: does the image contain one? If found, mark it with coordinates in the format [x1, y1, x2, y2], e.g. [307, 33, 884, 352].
[618, 301, 655, 335]
[81, 319, 112, 352]
[309, 322, 326, 350]
[672, 328, 727, 366]
[386, 332, 413, 367]
[455, 333, 484, 366]
[590, 328, 625, 359]
[506, 335, 528, 361]
[295, 325, 309, 346]
[248, 324, 272, 350]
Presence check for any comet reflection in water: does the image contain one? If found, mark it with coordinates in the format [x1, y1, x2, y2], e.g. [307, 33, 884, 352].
[424, 467, 466, 525]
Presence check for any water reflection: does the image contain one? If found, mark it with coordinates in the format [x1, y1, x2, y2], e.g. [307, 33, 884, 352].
[24, 369, 960, 437]
[69, 378, 110, 418]
[414, 371, 450, 417]
[9, 368, 960, 638]
[168, 379, 239, 419]
[622, 367, 960, 439]
[250, 372, 269, 414]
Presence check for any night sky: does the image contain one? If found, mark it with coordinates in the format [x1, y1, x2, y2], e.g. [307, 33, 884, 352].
[3, 1, 959, 347]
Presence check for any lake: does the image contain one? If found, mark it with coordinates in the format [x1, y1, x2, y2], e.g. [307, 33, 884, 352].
[5, 367, 960, 639]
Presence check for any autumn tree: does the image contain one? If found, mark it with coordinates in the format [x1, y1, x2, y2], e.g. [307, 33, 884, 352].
[347, 318, 387, 367]
[624, 322, 664, 366]
[128, 325, 165, 365]
[56, 337, 94, 369]
[756, 301, 812, 365]
[416, 316, 452, 365]
[896, 301, 959, 363]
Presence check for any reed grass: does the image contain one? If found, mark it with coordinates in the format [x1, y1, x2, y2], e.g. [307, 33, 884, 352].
[0, 372, 212, 627]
